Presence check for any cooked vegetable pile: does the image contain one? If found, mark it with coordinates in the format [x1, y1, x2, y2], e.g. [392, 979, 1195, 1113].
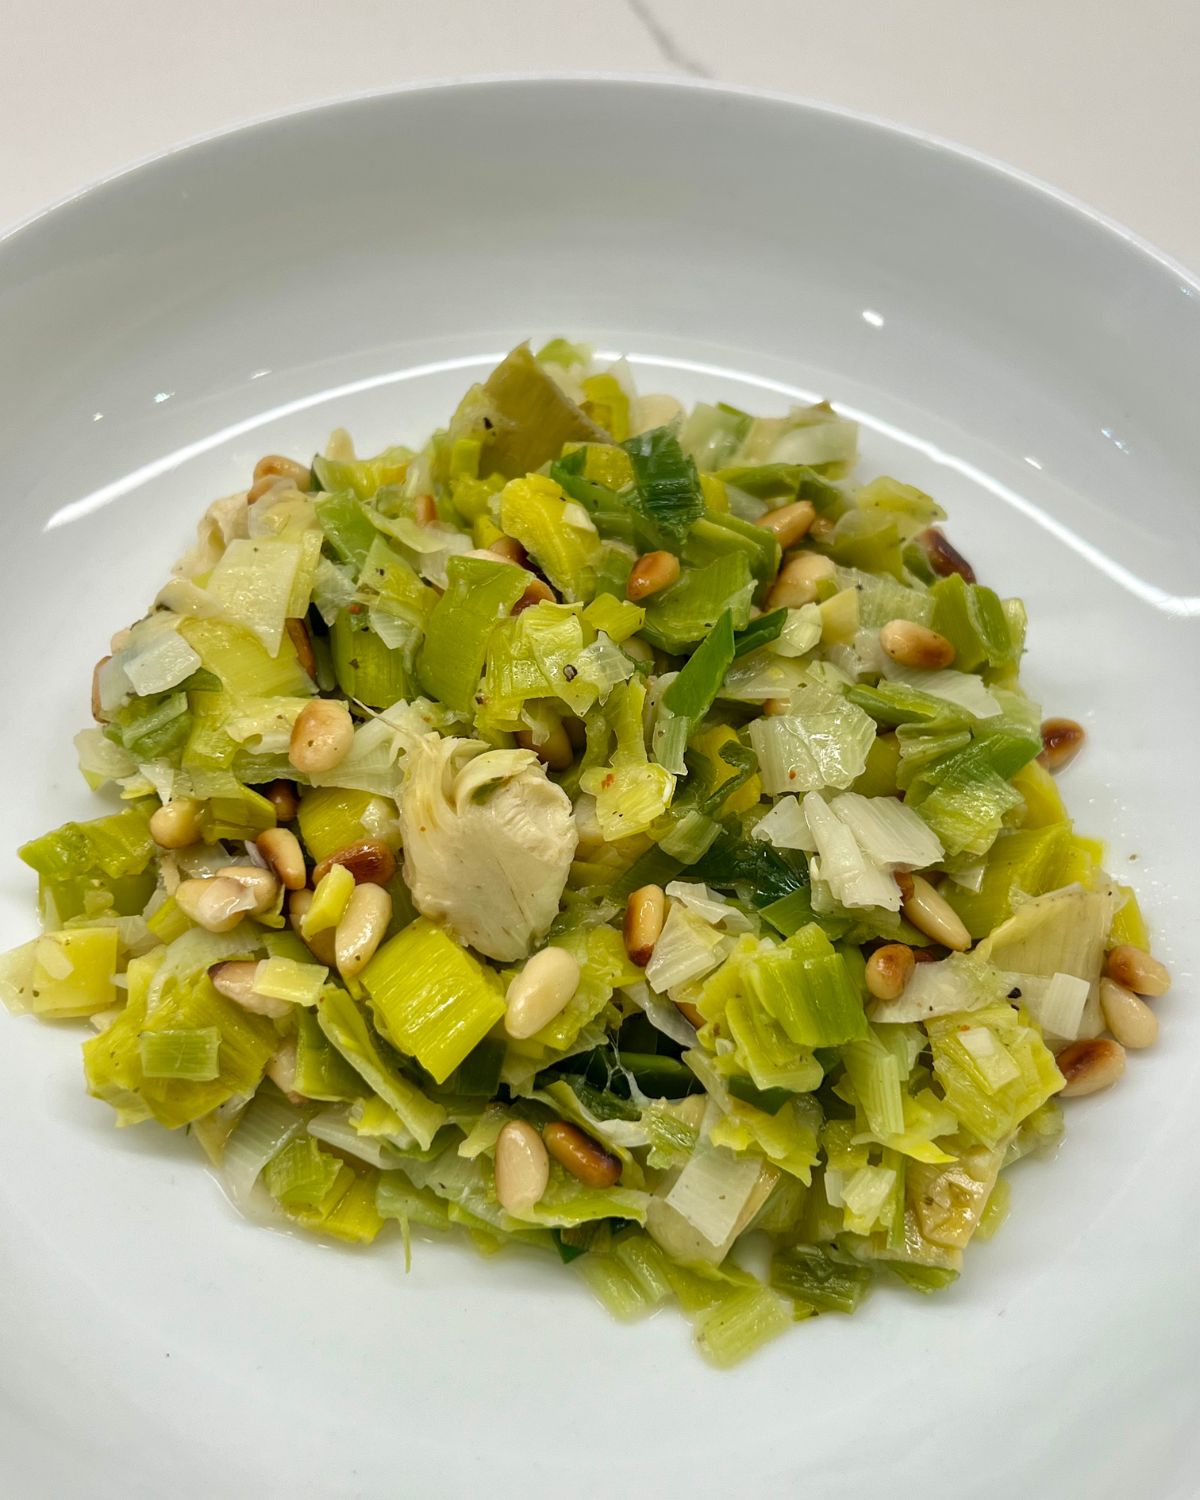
[2, 340, 1170, 1367]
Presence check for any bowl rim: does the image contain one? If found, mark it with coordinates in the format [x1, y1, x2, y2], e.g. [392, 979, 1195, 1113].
[3, 71, 1198, 292]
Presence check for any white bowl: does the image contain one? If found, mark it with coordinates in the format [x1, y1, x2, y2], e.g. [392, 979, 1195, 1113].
[1, 78, 1196, 1500]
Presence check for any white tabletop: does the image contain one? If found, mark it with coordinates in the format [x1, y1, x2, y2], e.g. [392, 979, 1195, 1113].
[4, 0, 1198, 267]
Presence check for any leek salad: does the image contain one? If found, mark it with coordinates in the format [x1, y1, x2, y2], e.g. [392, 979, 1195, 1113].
[2, 340, 1164, 1369]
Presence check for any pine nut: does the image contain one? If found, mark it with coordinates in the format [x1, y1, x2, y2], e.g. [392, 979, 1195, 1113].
[880, 619, 956, 670]
[504, 947, 581, 1039]
[1037, 717, 1085, 772]
[621, 634, 655, 665]
[176, 876, 257, 933]
[209, 960, 292, 1018]
[246, 474, 287, 504]
[512, 578, 556, 615]
[288, 889, 337, 965]
[756, 500, 816, 548]
[515, 723, 573, 772]
[489, 536, 528, 567]
[675, 999, 704, 1029]
[220, 865, 281, 915]
[1105, 944, 1170, 998]
[285, 618, 317, 680]
[494, 1120, 550, 1215]
[563, 715, 587, 750]
[766, 552, 835, 609]
[1056, 1037, 1126, 1097]
[763, 697, 791, 717]
[149, 798, 203, 850]
[808, 515, 837, 546]
[917, 526, 976, 584]
[902, 875, 971, 951]
[265, 1037, 304, 1102]
[414, 493, 437, 526]
[865, 943, 915, 1001]
[543, 1121, 621, 1188]
[256, 827, 307, 890]
[91, 655, 110, 721]
[627, 551, 680, 602]
[289, 699, 355, 774]
[253, 454, 312, 490]
[334, 883, 393, 978]
[1099, 978, 1158, 1050]
[312, 838, 397, 887]
[624, 884, 666, 967]
[262, 779, 300, 822]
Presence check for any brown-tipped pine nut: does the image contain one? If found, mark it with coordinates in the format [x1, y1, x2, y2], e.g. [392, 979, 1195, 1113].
[494, 1120, 550, 1215]
[256, 827, 307, 890]
[512, 578, 556, 615]
[220, 865, 281, 915]
[489, 535, 528, 567]
[414, 493, 437, 526]
[504, 948, 581, 1039]
[865, 943, 916, 1001]
[766, 552, 835, 609]
[623, 884, 666, 967]
[515, 723, 573, 772]
[334, 883, 393, 978]
[288, 889, 337, 965]
[1038, 717, 1086, 772]
[917, 527, 976, 583]
[756, 500, 816, 548]
[289, 699, 355, 775]
[675, 999, 705, 1029]
[1099, 978, 1159, 1050]
[1056, 1037, 1126, 1097]
[543, 1121, 621, 1188]
[253, 454, 312, 490]
[91, 656, 110, 722]
[285, 618, 317, 680]
[262, 779, 300, 822]
[626, 551, 680, 602]
[1105, 944, 1170, 998]
[894, 870, 916, 903]
[902, 875, 970, 951]
[209, 960, 292, 1018]
[763, 697, 791, 717]
[880, 619, 956, 670]
[312, 839, 397, 888]
[176, 876, 256, 933]
[149, 798, 203, 850]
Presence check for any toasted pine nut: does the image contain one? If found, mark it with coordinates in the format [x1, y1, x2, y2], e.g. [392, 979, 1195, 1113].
[1099, 978, 1159, 1050]
[289, 699, 355, 775]
[515, 723, 573, 772]
[756, 500, 816, 548]
[504, 947, 581, 1039]
[489, 536, 528, 567]
[288, 888, 337, 965]
[334, 883, 393, 978]
[220, 865, 281, 915]
[246, 474, 287, 504]
[494, 1120, 550, 1215]
[285, 618, 317, 680]
[512, 578, 556, 615]
[1037, 717, 1086, 772]
[312, 838, 397, 888]
[414, 493, 437, 526]
[209, 960, 292, 1018]
[865, 943, 915, 1001]
[256, 827, 307, 890]
[627, 551, 681, 602]
[253, 454, 312, 490]
[543, 1121, 621, 1188]
[763, 697, 791, 717]
[766, 552, 835, 609]
[149, 798, 203, 850]
[675, 999, 705, 1029]
[91, 655, 110, 722]
[902, 875, 971, 951]
[1105, 944, 1170, 998]
[894, 870, 916, 903]
[176, 876, 256, 933]
[880, 619, 956, 670]
[917, 526, 976, 583]
[624, 884, 666, 967]
[1056, 1037, 1126, 1097]
[262, 779, 300, 822]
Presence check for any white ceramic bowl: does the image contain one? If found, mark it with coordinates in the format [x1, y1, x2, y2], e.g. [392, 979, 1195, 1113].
[1, 79, 1196, 1500]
